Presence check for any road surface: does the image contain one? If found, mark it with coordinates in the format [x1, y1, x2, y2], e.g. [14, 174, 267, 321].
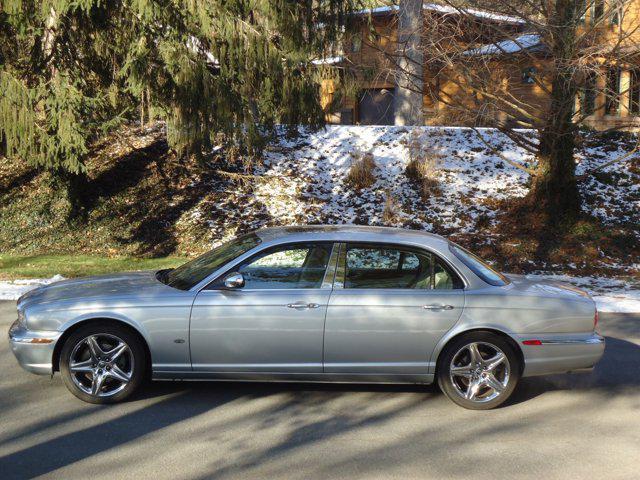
[1, 301, 639, 479]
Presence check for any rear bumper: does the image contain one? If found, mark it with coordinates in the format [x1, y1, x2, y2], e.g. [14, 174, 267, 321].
[8, 319, 62, 375]
[519, 332, 605, 377]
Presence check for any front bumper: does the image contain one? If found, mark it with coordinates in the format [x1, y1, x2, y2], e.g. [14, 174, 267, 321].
[8, 319, 62, 375]
[520, 332, 605, 377]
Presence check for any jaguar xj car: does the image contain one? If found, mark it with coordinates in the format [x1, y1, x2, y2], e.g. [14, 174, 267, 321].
[9, 225, 604, 409]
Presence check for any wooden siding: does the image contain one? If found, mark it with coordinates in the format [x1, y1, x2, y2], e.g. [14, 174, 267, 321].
[321, 3, 640, 130]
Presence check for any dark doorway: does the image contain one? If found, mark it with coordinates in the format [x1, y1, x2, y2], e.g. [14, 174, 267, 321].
[358, 88, 395, 125]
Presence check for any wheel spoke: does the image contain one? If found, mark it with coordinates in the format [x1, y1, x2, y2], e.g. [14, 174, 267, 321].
[70, 358, 94, 373]
[106, 342, 128, 363]
[87, 336, 105, 361]
[484, 352, 506, 372]
[484, 373, 505, 393]
[468, 343, 483, 364]
[450, 365, 473, 378]
[91, 371, 107, 395]
[107, 365, 131, 384]
[465, 378, 482, 400]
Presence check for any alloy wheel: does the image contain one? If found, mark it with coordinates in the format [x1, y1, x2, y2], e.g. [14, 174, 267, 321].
[68, 333, 134, 397]
[449, 341, 510, 403]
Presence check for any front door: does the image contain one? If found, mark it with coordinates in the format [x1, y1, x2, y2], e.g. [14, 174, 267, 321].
[324, 243, 465, 374]
[190, 242, 336, 373]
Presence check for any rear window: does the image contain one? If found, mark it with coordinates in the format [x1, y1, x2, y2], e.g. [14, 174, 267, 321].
[449, 243, 509, 287]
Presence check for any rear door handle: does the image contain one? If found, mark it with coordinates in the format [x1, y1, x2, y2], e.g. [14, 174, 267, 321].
[423, 304, 454, 310]
[287, 302, 320, 310]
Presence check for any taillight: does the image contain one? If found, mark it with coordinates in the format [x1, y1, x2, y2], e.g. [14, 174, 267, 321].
[594, 309, 599, 329]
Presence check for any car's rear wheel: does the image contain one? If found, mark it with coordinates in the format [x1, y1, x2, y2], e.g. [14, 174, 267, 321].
[437, 332, 520, 410]
[60, 323, 146, 404]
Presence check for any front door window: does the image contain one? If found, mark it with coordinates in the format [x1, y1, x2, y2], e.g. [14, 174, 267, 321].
[237, 243, 333, 289]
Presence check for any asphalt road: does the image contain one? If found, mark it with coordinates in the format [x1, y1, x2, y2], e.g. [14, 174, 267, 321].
[1, 301, 639, 480]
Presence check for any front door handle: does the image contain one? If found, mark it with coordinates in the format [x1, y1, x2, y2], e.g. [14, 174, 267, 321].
[287, 302, 320, 310]
[423, 304, 454, 310]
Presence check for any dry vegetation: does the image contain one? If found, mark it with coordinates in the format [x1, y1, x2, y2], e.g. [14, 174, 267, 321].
[382, 190, 400, 225]
[345, 150, 377, 189]
[404, 130, 442, 198]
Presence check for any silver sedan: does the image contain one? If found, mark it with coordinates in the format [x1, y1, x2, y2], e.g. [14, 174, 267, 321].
[9, 225, 604, 409]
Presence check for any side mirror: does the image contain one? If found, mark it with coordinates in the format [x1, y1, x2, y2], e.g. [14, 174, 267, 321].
[223, 272, 245, 289]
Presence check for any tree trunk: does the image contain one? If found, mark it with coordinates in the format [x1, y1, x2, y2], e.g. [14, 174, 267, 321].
[57, 169, 90, 219]
[394, 0, 423, 125]
[530, 132, 580, 219]
[527, 0, 581, 219]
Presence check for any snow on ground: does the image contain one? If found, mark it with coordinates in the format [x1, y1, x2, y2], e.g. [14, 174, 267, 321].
[246, 126, 533, 233]
[576, 133, 640, 228]
[203, 125, 637, 241]
[0, 275, 64, 300]
[526, 274, 640, 313]
[0, 273, 638, 312]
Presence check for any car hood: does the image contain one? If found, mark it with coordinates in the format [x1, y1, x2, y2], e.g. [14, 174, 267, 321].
[504, 274, 592, 301]
[17, 271, 176, 308]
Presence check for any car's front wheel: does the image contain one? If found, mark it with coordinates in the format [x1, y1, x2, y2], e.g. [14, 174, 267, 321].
[437, 332, 520, 410]
[59, 323, 146, 404]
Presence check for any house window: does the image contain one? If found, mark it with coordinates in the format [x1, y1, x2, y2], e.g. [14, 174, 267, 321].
[581, 73, 596, 116]
[605, 68, 621, 115]
[522, 67, 537, 84]
[630, 70, 640, 115]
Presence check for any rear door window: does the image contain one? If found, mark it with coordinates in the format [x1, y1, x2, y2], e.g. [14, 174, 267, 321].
[343, 244, 463, 289]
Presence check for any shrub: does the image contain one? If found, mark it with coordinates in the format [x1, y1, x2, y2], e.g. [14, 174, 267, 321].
[346, 150, 377, 190]
[404, 130, 441, 197]
[382, 190, 400, 225]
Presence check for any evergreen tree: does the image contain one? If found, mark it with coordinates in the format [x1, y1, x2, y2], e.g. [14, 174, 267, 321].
[0, 0, 358, 214]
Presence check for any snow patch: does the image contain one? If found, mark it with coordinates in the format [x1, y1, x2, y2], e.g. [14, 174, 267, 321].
[0, 275, 65, 301]
[526, 274, 640, 313]
[353, 4, 524, 24]
[463, 34, 542, 56]
[250, 126, 532, 232]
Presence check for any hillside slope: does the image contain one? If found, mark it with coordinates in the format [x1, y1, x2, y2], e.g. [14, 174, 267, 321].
[0, 124, 638, 276]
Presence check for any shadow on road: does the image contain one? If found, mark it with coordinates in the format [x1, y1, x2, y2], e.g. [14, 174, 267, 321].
[1, 308, 639, 479]
[508, 335, 640, 405]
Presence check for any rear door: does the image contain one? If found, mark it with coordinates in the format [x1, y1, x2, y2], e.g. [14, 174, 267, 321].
[323, 243, 465, 374]
[190, 242, 337, 373]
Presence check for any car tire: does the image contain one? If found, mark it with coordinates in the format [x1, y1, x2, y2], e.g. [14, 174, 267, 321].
[437, 331, 521, 410]
[60, 322, 146, 404]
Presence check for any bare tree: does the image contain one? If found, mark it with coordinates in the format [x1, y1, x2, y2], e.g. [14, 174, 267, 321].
[387, 0, 640, 218]
[394, 0, 424, 124]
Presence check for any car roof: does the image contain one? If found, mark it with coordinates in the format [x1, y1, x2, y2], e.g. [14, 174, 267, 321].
[254, 225, 448, 248]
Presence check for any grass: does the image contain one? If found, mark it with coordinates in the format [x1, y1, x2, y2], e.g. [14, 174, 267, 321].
[0, 254, 189, 280]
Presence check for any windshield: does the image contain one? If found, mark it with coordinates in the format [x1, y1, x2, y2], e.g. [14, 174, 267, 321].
[160, 233, 261, 290]
[448, 243, 510, 287]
